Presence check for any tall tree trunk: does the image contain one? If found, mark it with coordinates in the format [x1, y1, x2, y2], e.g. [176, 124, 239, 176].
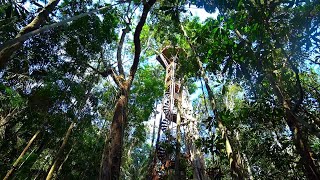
[0, 0, 60, 68]
[242, 153, 253, 180]
[185, 111, 207, 180]
[235, 27, 320, 179]
[100, 90, 128, 179]
[199, 55, 246, 179]
[99, 1, 156, 179]
[217, 121, 245, 179]
[267, 74, 320, 179]
[175, 103, 182, 179]
[147, 111, 160, 179]
[4, 130, 41, 180]
[180, 25, 247, 179]
[56, 147, 73, 177]
[46, 122, 75, 180]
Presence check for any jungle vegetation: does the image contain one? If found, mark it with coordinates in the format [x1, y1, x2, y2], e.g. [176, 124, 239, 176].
[0, 0, 319, 179]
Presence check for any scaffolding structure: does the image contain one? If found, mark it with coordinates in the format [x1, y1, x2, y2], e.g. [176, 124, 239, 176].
[150, 47, 205, 179]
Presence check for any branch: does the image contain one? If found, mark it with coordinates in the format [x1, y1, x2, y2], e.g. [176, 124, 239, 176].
[280, 48, 304, 112]
[128, 0, 157, 84]
[0, 0, 61, 68]
[234, 29, 251, 46]
[292, 65, 304, 112]
[86, 63, 113, 78]
[31, 0, 44, 8]
[0, 3, 120, 68]
[87, 60, 121, 87]
[117, 25, 130, 76]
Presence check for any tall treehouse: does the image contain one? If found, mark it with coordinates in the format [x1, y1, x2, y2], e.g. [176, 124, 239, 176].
[149, 47, 207, 180]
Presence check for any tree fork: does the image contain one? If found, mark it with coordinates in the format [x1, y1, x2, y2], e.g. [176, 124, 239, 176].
[99, 0, 156, 179]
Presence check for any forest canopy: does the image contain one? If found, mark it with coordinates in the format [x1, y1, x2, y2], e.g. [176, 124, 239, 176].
[0, 0, 320, 179]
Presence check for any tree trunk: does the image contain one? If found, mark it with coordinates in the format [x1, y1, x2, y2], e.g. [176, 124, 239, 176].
[198, 52, 245, 179]
[147, 111, 160, 180]
[0, 0, 60, 68]
[267, 74, 320, 179]
[180, 25, 247, 179]
[46, 122, 75, 180]
[242, 153, 253, 180]
[99, 0, 156, 179]
[185, 115, 207, 180]
[175, 104, 182, 180]
[56, 147, 74, 177]
[234, 27, 320, 179]
[4, 130, 41, 180]
[217, 121, 245, 179]
[100, 89, 128, 180]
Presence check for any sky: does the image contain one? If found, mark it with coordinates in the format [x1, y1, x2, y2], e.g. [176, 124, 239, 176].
[21, 0, 219, 143]
[187, 5, 219, 22]
[144, 5, 219, 143]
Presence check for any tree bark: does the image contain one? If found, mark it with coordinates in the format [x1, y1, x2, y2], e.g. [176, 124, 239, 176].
[235, 27, 320, 179]
[100, 90, 128, 179]
[175, 98, 182, 179]
[0, 0, 60, 68]
[4, 130, 41, 180]
[267, 73, 320, 179]
[185, 112, 207, 180]
[99, 1, 156, 179]
[46, 122, 75, 180]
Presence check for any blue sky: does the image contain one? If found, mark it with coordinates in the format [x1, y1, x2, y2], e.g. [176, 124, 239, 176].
[187, 5, 218, 22]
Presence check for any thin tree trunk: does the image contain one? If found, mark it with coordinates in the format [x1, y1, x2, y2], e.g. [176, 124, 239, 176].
[56, 147, 73, 176]
[185, 113, 207, 180]
[46, 122, 75, 180]
[235, 27, 320, 178]
[267, 74, 320, 179]
[147, 111, 160, 179]
[0, 0, 60, 68]
[117, 26, 130, 76]
[4, 130, 41, 180]
[180, 25, 247, 179]
[242, 153, 253, 180]
[217, 121, 245, 179]
[200, 55, 245, 179]
[99, 1, 156, 179]
[175, 104, 182, 179]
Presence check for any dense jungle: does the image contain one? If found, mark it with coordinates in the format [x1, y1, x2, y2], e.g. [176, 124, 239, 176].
[0, 0, 320, 179]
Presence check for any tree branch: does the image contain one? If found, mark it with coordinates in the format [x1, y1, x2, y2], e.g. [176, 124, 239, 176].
[117, 25, 130, 76]
[0, 0, 61, 68]
[128, 0, 157, 84]
[0, 3, 120, 68]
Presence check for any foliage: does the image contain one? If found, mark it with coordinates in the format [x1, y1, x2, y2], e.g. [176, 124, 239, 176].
[1, 0, 320, 179]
